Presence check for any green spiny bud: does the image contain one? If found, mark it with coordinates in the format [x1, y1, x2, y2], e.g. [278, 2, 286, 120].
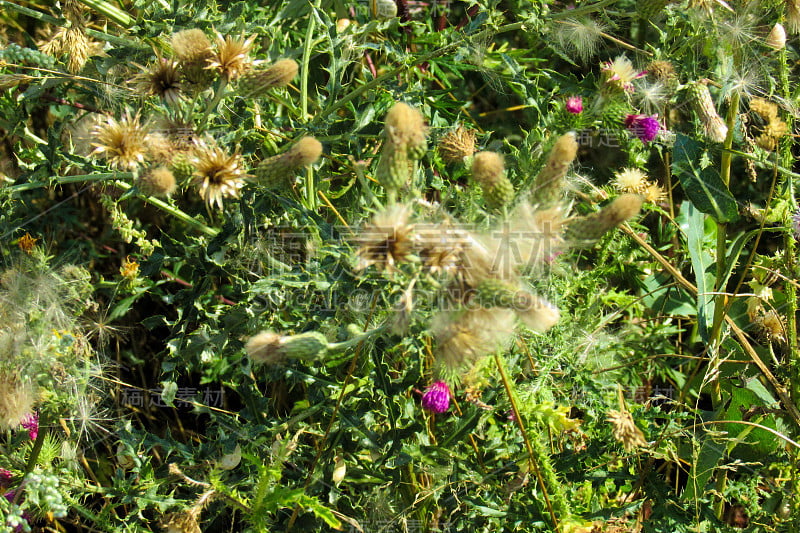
[246, 330, 329, 365]
[238, 59, 299, 98]
[170, 154, 195, 184]
[280, 332, 328, 360]
[376, 146, 411, 192]
[254, 136, 323, 189]
[472, 151, 515, 210]
[601, 99, 630, 131]
[531, 132, 577, 207]
[565, 193, 643, 248]
[685, 81, 727, 142]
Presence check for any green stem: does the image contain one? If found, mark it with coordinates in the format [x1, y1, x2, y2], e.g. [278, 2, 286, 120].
[494, 353, 566, 529]
[77, 0, 134, 27]
[327, 325, 387, 352]
[198, 78, 228, 132]
[709, 91, 739, 521]
[301, 0, 320, 210]
[0, 0, 59, 24]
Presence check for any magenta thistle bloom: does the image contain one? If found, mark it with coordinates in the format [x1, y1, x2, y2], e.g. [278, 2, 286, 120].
[624, 114, 661, 143]
[20, 412, 38, 441]
[565, 96, 583, 114]
[421, 381, 450, 413]
[0, 469, 11, 487]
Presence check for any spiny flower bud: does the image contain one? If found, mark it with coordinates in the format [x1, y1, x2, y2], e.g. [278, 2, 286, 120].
[471, 151, 515, 210]
[170, 154, 196, 184]
[767, 23, 787, 50]
[601, 99, 630, 130]
[254, 136, 323, 189]
[376, 146, 411, 192]
[139, 166, 177, 197]
[686, 81, 728, 143]
[246, 330, 328, 365]
[531, 132, 577, 207]
[171, 29, 214, 86]
[238, 59, 299, 97]
[385, 102, 427, 159]
[438, 125, 477, 163]
[566, 193, 643, 248]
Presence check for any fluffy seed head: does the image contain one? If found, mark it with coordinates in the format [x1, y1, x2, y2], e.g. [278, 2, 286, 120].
[245, 331, 284, 365]
[601, 55, 646, 93]
[192, 144, 247, 209]
[286, 136, 323, 168]
[208, 32, 255, 81]
[647, 60, 677, 85]
[554, 17, 606, 62]
[613, 168, 649, 194]
[354, 204, 416, 273]
[139, 166, 177, 197]
[91, 113, 149, 170]
[515, 294, 560, 333]
[0, 372, 36, 430]
[63, 26, 91, 73]
[432, 307, 516, 368]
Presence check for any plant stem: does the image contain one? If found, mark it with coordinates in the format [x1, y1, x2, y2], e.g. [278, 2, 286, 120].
[327, 325, 387, 352]
[494, 352, 565, 529]
[301, 0, 320, 210]
[198, 78, 228, 132]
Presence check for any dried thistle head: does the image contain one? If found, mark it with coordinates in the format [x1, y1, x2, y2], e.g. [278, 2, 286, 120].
[134, 57, 182, 105]
[91, 113, 149, 170]
[63, 26, 91, 73]
[766, 23, 787, 50]
[139, 166, 177, 197]
[192, 143, 247, 209]
[788, 0, 800, 34]
[438, 125, 477, 163]
[431, 307, 516, 368]
[607, 408, 648, 452]
[245, 330, 328, 364]
[643, 182, 666, 204]
[207, 32, 255, 81]
[755, 309, 787, 345]
[354, 204, 416, 273]
[613, 168, 649, 194]
[171, 29, 213, 64]
[160, 511, 201, 533]
[566, 194, 643, 248]
[417, 224, 466, 276]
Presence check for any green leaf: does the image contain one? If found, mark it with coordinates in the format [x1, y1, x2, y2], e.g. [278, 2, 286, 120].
[680, 201, 716, 342]
[672, 134, 739, 223]
[160, 381, 178, 407]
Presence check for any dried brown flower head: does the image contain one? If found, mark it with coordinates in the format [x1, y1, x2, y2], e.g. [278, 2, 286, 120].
[17, 233, 38, 254]
[354, 204, 416, 273]
[208, 32, 255, 81]
[171, 29, 213, 64]
[139, 166, 177, 197]
[135, 58, 182, 104]
[91, 113, 149, 170]
[192, 144, 247, 209]
[607, 408, 648, 452]
[438, 125, 477, 163]
[432, 307, 516, 368]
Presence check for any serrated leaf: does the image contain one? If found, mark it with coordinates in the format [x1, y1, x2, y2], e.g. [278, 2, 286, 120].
[673, 134, 739, 223]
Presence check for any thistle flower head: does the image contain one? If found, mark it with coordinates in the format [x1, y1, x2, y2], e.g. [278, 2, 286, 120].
[767, 23, 787, 50]
[354, 204, 416, 273]
[471, 151, 505, 187]
[624, 114, 661, 143]
[647, 60, 678, 85]
[139, 166, 177, 197]
[421, 381, 451, 413]
[613, 168, 649, 194]
[207, 32, 255, 81]
[384, 102, 427, 157]
[245, 330, 328, 364]
[531, 132, 578, 207]
[192, 144, 247, 209]
[432, 307, 516, 368]
[0, 372, 36, 431]
[643, 182, 666, 204]
[91, 113, 149, 170]
[238, 59, 299, 97]
[171, 29, 213, 64]
[607, 408, 647, 451]
[565, 96, 583, 114]
[601, 55, 646, 93]
[20, 411, 38, 440]
[134, 57, 182, 104]
[254, 136, 322, 189]
[438, 125, 477, 163]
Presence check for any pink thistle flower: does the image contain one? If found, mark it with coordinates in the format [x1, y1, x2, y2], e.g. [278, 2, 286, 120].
[602, 56, 646, 93]
[421, 381, 450, 413]
[624, 114, 661, 143]
[20, 412, 38, 441]
[0, 469, 11, 487]
[565, 96, 583, 114]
